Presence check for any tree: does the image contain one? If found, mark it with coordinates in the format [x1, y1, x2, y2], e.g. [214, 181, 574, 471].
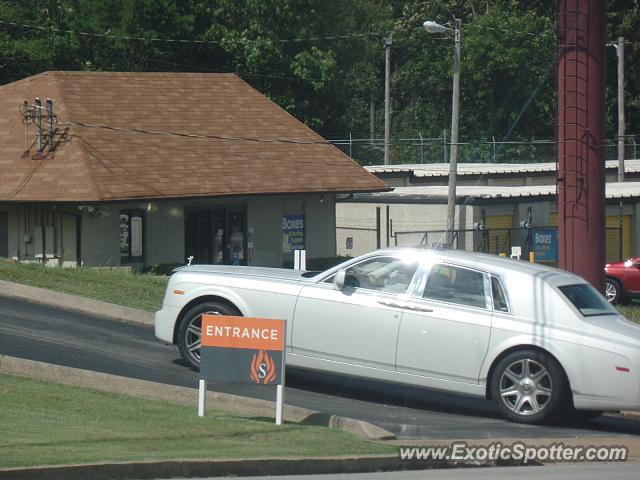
[0, 0, 638, 160]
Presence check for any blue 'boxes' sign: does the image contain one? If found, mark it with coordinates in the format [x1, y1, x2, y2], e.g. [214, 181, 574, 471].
[533, 228, 558, 262]
[282, 214, 305, 252]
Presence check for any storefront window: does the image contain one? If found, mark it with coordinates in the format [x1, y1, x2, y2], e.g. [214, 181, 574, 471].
[120, 209, 144, 263]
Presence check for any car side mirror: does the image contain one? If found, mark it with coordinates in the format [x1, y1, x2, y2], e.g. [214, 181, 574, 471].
[334, 269, 347, 289]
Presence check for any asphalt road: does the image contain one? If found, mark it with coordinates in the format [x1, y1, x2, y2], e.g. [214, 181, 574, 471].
[1, 296, 640, 440]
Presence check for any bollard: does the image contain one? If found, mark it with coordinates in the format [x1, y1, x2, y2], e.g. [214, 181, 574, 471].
[529, 252, 535, 263]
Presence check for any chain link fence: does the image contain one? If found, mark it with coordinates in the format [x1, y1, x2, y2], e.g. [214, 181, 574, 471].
[329, 136, 638, 166]
[392, 226, 624, 263]
[336, 226, 381, 258]
[338, 222, 625, 264]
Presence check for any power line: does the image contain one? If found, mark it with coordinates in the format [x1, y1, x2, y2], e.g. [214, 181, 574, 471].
[74, 135, 163, 196]
[145, 58, 375, 96]
[147, 59, 305, 80]
[466, 23, 553, 39]
[64, 120, 332, 145]
[401, 23, 551, 39]
[0, 18, 383, 45]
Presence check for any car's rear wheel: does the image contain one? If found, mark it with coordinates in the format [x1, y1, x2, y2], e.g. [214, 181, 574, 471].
[491, 349, 567, 424]
[605, 278, 622, 304]
[177, 301, 241, 369]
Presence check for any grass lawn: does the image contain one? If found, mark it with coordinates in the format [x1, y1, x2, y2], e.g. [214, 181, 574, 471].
[0, 374, 393, 469]
[617, 301, 640, 323]
[0, 260, 167, 312]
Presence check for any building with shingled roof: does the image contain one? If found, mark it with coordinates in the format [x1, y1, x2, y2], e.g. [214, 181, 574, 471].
[0, 71, 387, 268]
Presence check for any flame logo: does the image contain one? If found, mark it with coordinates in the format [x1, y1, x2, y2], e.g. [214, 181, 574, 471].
[250, 350, 277, 384]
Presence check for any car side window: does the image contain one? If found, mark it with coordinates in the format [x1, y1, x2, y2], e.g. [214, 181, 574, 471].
[342, 257, 418, 294]
[423, 264, 488, 309]
[491, 276, 509, 312]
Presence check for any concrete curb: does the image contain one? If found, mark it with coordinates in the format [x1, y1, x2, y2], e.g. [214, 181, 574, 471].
[0, 280, 154, 325]
[616, 410, 640, 419]
[0, 456, 529, 480]
[0, 355, 396, 441]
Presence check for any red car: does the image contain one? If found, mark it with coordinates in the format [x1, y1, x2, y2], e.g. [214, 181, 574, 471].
[605, 258, 640, 303]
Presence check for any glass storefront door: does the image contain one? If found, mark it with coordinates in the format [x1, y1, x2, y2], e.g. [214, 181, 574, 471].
[184, 207, 246, 265]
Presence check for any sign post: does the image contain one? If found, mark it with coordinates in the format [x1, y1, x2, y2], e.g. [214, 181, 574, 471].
[198, 379, 207, 417]
[275, 320, 287, 425]
[198, 315, 286, 424]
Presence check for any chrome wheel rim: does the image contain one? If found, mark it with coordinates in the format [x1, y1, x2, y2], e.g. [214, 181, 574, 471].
[605, 282, 617, 303]
[184, 310, 220, 365]
[499, 359, 552, 416]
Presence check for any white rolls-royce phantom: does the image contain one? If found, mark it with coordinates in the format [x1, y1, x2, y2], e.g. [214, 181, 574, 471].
[155, 248, 640, 424]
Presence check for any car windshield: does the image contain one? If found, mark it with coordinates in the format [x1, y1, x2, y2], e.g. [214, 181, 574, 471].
[558, 284, 619, 317]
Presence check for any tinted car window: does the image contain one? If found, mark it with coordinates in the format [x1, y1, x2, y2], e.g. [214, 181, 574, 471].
[491, 276, 509, 312]
[423, 264, 488, 309]
[559, 284, 618, 317]
[343, 257, 418, 293]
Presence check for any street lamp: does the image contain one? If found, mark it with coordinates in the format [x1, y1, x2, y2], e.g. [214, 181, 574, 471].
[424, 19, 461, 246]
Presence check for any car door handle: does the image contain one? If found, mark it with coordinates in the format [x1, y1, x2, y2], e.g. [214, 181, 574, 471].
[404, 305, 434, 313]
[377, 300, 405, 309]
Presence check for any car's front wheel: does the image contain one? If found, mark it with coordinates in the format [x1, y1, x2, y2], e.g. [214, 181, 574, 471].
[491, 349, 567, 424]
[605, 278, 623, 304]
[177, 301, 241, 369]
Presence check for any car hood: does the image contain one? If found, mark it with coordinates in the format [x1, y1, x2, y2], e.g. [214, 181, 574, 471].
[606, 258, 640, 269]
[175, 265, 313, 282]
[605, 260, 628, 269]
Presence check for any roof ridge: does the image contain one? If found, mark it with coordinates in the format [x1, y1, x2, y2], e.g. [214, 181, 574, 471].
[70, 138, 107, 202]
[3, 75, 100, 201]
[73, 135, 165, 200]
[39, 70, 239, 77]
[0, 71, 387, 202]
[48, 74, 106, 202]
[236, 79, 388, 189]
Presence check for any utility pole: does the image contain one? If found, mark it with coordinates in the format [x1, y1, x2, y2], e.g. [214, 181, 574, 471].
[370, 94, 375, 145]
[557, 0, 606, 291]
[616, 36, 625, 182]
[423, 19, 461, 245]
[35, 97, 43, 153]
[446, 19, 461, 245]
[384, 34, 392, 165]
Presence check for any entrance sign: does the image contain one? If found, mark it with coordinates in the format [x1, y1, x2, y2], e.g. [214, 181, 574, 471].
[198, 315, 286, 424]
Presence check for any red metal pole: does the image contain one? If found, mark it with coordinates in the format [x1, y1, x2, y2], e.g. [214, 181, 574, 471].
[557, 0, 606, 291]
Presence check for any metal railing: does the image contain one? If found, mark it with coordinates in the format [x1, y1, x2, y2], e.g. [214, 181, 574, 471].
[328, 135, 638, 166]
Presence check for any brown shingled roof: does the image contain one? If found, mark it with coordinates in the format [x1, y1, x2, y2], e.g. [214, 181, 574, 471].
[0, 71, 388, 202]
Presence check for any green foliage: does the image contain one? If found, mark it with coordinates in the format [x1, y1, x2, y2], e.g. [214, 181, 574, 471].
[0, 1, 637, 151]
